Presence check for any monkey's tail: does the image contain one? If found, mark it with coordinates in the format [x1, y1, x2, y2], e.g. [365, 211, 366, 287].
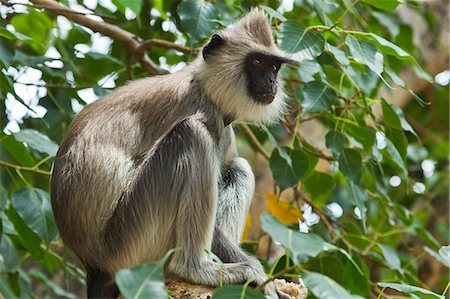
[86, 266, 120, 299]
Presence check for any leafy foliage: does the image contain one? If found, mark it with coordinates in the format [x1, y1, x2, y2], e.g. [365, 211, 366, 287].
[0, 0, 448, 298]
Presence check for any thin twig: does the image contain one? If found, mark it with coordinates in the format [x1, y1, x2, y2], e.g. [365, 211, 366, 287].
[137, 38, 198, 56]
[240, 124, 270, 160]
[0, 160, 51, 176]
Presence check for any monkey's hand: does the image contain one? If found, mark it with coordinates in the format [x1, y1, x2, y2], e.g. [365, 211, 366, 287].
[244, 255, 291, 299]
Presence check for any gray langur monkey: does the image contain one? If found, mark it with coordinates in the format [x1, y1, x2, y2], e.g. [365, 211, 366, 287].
[51, 9, 296, 299]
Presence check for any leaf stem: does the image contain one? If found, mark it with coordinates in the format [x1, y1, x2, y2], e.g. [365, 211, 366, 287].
[0, 160, 51, 176]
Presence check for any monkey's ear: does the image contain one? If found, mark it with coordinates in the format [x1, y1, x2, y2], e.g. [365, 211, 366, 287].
[203, 34, 225, 62]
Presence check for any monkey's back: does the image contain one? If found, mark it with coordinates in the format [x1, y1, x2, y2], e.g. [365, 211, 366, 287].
[51, 69, 202, 269]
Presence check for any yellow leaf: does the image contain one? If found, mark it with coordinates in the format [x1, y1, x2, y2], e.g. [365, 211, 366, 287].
[241, 213, 251, 241]
[266, 192, 304, 225]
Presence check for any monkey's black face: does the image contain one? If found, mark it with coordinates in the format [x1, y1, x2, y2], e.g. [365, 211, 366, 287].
[244, 52, 294, 104]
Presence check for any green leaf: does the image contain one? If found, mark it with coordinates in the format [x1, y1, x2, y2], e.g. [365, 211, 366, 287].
[298, 59, 326, 83]
[346, 65, 379, 95]
[363, 0, 400, 11]
[303, 171, 334, 206]
[384, 137, 407, 176]
[370, 33, 415, 63]
[261, 213, 335, 263]
[10, 9, 53, 54]
[391, 105, 418, 137]
[112, 0, 142, 16]
[439, 245, 450, 267]
[339, 149, 362, 183]
[269, 147, 309, 191]
[278, 20, 325, 61]
[0, 38, 14, 68]
[301, 81, 337, 113]
[347, 181, 368, 229]
[177, 0, 219, 45]
[1, 135, 35, 167]
[344, 125, 376, 151]
[378, 244, 402, 273]
[372, 11, 400, 37]
[385, 68, 405, 87]
[415, 227, 440, 249]
[76, 52, 122, 81]
[424, 246, 450, 268]
[381, 99, 402, 130]
[8, 206, 43, 259]
[0, 235, 20, 272]
[346, 35, 384, 76]
[14, 129, 58, 157]
[325, 130, 348, 158]
[326, 43, 350, 66]
[378, 283, 444, 299]
[260, 6, 286, 22]
[11, 188, 57, 244]
[303, 272, 365, 299]
[116, 251, 172, 299]
[152, 0, 167, 19]
[212, 285, 265, 299]
[0, 28, 30, 41]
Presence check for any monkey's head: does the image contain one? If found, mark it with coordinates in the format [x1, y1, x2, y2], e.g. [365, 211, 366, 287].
[197, 9, 297, 123]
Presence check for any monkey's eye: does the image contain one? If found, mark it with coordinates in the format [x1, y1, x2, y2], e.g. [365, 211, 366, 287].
[272, 65, 278, 72]
[251, 59, 262, 66]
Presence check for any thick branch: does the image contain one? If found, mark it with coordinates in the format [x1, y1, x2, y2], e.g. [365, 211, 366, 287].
[30, 0, 169, 75]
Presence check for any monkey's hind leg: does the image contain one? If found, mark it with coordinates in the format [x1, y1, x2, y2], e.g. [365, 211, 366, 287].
[86, 267, 119, 299]
[216, 157, 255, 244]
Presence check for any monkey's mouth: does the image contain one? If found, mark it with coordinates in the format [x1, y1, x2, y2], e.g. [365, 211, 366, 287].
[251, 86, 277, 104]
[255, 92, 275, 104]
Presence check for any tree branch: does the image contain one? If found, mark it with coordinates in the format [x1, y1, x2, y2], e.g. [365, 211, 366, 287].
[240, 124, 270, 160]
[29, 0, 174, 76]
[137, 38, 198, 56]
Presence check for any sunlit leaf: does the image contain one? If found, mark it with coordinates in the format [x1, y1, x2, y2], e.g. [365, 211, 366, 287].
[370, 33, 414, 63]
[378, 283, 444, 299]
[379, 244, 402, 273]
[112, 0, 142, 16]
[261, 213, 335, 263]
[303, 272, 365, 299]
[346, 35, 384, 76]
[266, 192, 303, 225]
[439, 245, 450, 267]
[241, 213, 251, 241]
[116, 251, 172, 299]
[177, 0, 219, 45]
[327, 43, 350, 66]
[278, 20, 325, 61]
[14, 129, 58, 157]
[424, 246, 450, 268]
[363, 0, 400, 11]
